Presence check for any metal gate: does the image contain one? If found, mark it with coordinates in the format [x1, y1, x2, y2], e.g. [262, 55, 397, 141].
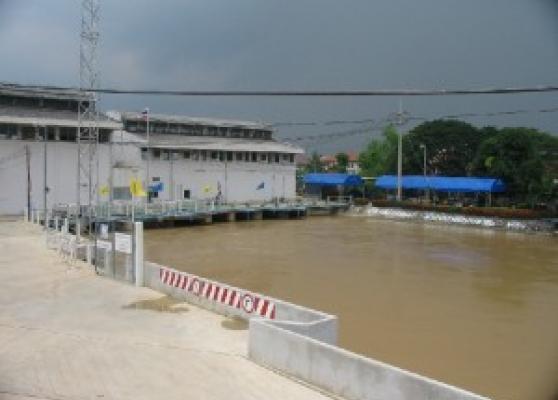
[94, 220, 136, 283]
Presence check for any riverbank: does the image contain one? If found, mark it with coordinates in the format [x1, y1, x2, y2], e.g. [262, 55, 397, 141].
[349, 205, 557, 233]
[0, 221, 331, 400]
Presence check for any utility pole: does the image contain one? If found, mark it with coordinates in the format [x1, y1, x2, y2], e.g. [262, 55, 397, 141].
[396, 100, 403, 202]
[43, 126, 48, 228]
[25, 145, 31, 222]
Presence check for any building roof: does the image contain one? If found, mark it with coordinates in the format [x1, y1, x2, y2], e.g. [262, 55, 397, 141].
[0, 82, 91, 102]
[375, 175, 506, 193]
[119, 111, 272, 131]
[304, 173, 364, 186]
[0, 105, 121, 130]
[132, 133, 304, 154]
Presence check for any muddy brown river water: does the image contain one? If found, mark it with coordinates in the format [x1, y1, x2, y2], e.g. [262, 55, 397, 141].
[145, 216, 558, 400]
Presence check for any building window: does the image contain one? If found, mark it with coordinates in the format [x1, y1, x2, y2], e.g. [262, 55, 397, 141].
[211, 151, 219, 160]
[141, 148, 148, 160]
[21, 126, 36, 140]
[260, 153, 267, 162]
[275, 153, 280, 163]
[192, 150, 199, 161]
[289, 154, 294, 163]
[113, 187, 132, 200]
[201, 150, 207, 161]
[153, 149, 161, 159]
[219, 151, 225, 162]
[59, 128, 75, 142]
[0, 124, 17, 139]
[227, 152, 233, 162]
[282, 154, 289, 161]
[245, 152, 250, 161]
[183, 190, 191, 199]
[183, 150, 190, 159]
[235, 152, 243, 161]
[251, 152, 258, 162]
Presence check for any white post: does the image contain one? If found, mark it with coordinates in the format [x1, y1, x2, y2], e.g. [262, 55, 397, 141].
[86, 244, 92, 265]
[134, 221, 144, 287]
[63, 218, 69, 234]
[55, 216, 60, 231]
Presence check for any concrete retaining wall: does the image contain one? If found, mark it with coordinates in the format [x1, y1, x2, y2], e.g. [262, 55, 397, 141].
[352, 205, 554, 233]
[249, 320, 489, 400]
[144, 262, 489, 400]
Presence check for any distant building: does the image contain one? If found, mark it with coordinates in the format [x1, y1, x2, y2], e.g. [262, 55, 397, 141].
[115, 112, 303, 203]
[319, 151, 360, 174]
[0, 82, 303, 215]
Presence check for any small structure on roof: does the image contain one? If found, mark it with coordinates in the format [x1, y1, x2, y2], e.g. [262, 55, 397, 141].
[375, 175, 506, 193]
[303, 173, 364, 199]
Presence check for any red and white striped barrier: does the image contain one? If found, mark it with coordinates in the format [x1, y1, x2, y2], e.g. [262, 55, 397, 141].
[160, 267, 276, 319]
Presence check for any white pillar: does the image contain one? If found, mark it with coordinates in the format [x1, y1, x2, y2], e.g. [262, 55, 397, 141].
[134, 221, 144, 287]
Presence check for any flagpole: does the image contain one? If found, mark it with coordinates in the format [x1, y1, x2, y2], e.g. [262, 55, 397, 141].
[145, 108, 150, 203]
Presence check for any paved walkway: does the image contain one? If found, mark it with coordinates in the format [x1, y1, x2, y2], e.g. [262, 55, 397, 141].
[0, 221, 330, 400]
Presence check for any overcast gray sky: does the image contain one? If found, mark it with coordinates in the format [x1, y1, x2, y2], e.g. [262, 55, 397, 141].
[0, 0, 557, 153]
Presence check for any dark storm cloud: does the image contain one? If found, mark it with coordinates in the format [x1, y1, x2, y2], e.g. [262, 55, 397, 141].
[0, 0, 556, 152]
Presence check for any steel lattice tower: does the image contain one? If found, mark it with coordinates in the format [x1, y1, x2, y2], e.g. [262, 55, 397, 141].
[77, 0, 100, 240]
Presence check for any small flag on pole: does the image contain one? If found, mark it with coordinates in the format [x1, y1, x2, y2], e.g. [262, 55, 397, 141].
[141, 108, 149, 122]
[129, 178, 146, 197]
[256, 182, 265, 190]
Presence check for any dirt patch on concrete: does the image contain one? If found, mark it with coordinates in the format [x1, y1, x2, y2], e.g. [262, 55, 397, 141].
[124, 296, 189, 313]
[221, 315, 248, 330]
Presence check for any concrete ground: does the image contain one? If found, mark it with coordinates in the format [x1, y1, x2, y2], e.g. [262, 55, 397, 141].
[0, 221, 331, 400]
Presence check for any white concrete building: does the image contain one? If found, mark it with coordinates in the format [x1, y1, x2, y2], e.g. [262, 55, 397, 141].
[115, 112, 302, 203]
[0, 83, 303, 215]
[0, 83, 119, 215]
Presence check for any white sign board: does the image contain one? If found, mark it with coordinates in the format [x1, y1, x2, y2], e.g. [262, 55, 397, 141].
[96, 240, 112, 251]
[99, 224, 109, 240]
[114, 233, 132, 254]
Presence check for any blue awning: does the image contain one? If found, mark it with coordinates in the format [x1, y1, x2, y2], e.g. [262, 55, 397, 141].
[375, 175, 506, 193]
[304, 173, 364, 186]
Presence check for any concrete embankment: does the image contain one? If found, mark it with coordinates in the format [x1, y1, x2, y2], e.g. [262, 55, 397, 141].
[0, 221, 331, 400]
[350, 205, 556, 233]
[147, 263, 491, 400]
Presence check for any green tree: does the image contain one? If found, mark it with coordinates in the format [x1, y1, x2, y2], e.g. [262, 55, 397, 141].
[472, 128, 548, 204]
[403, 120, 493, 176]
[358, 125, 399, 177]
[306, 151, 323, 173]
[335, 152, 349, 173]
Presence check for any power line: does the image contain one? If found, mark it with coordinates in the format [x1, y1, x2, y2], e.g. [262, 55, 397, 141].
[10, 83, 558, 97]
[272, 106, 558, 128]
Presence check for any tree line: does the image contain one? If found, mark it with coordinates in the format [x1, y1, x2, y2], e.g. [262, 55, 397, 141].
[307, 120, 558, 206]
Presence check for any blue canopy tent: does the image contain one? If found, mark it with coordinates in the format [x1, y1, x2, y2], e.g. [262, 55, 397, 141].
[303, 173, 364, 199]
[375, 175, 506, 193]
[304, 173, 364, 186]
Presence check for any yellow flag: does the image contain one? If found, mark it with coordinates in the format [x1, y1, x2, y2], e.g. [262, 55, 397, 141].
[129, 178, 146, 197]
[99, 185, 110, 196]
[203, 185, 213, 194]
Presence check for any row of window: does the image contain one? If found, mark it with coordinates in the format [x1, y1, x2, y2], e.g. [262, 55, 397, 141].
[0, 124, 111, 142]
[126, 121, 272, 140]
[141, 148, 295, 164]
[0, 95, 82, 112]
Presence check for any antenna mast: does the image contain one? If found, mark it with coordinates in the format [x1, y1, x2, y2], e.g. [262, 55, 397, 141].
[77, 0, 100, 241]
